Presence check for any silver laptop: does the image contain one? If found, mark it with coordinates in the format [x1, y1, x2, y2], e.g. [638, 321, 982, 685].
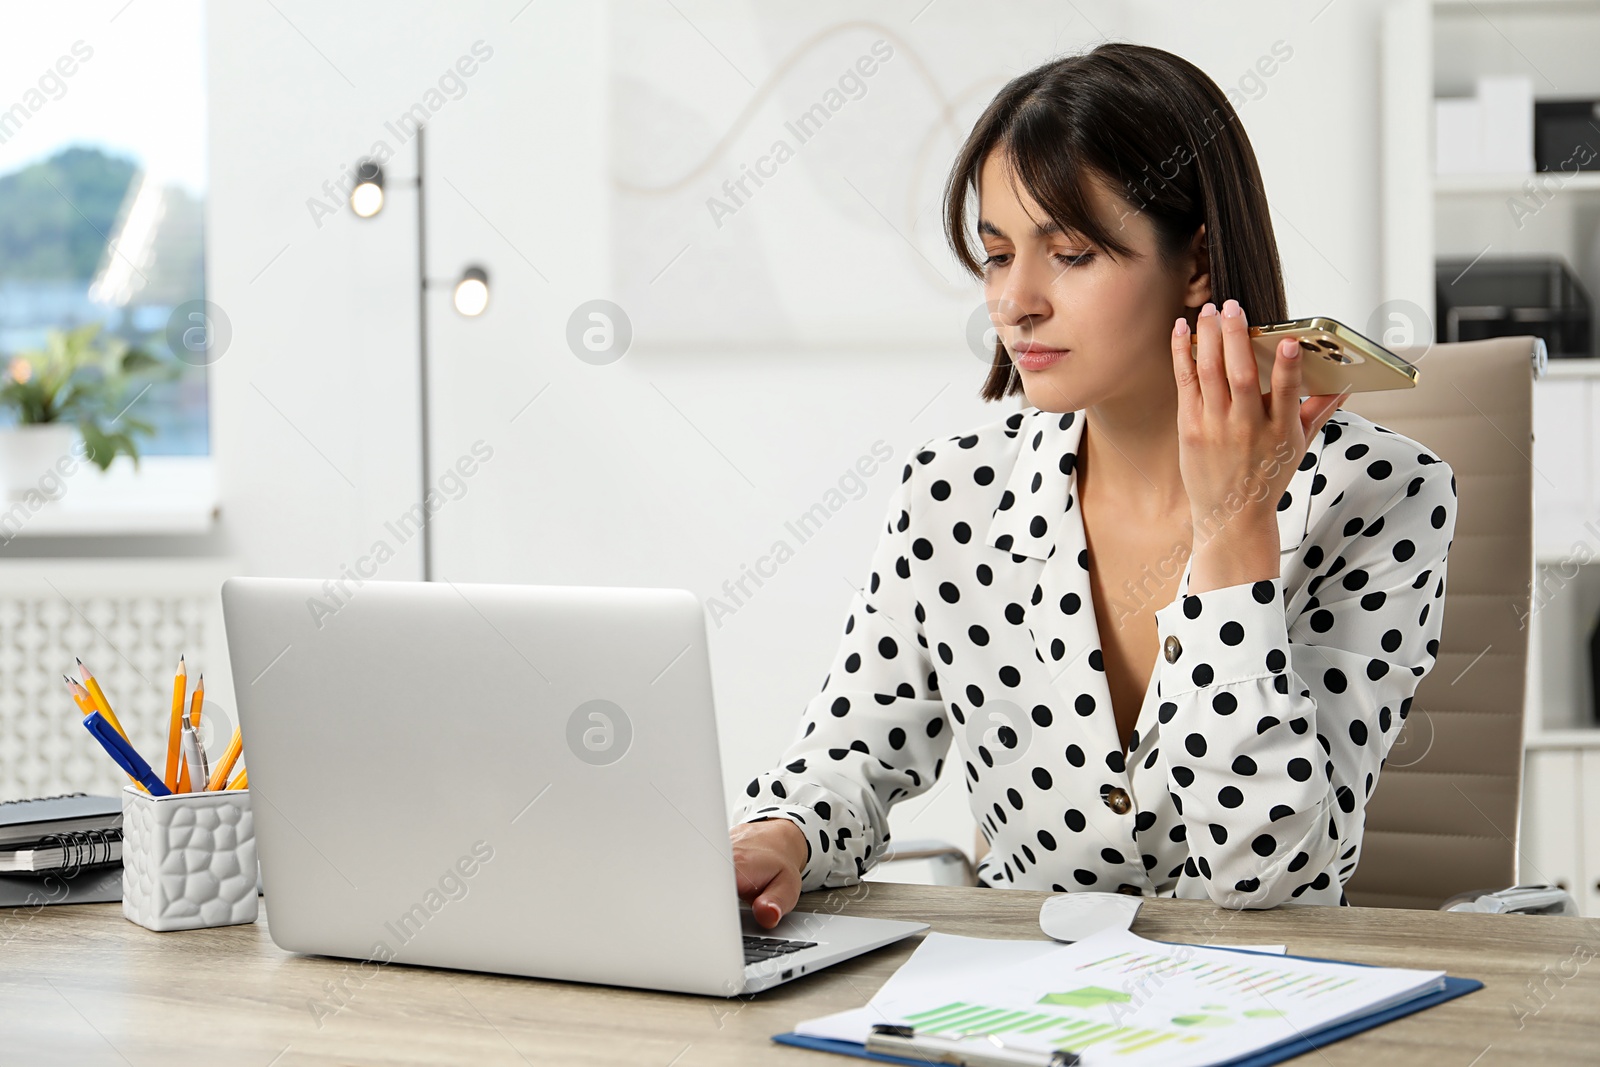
[221, 576, 925, 996]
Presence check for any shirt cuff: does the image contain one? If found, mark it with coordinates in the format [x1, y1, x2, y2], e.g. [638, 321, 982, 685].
[735, 806, 819, 884]
[1153, 578, 1289, 698]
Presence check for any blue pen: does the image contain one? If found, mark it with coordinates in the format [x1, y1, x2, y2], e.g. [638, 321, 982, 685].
[82, 712, 172, 796]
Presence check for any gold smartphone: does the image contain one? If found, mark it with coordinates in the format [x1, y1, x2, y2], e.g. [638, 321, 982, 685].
[1190, 316, 1420, 394]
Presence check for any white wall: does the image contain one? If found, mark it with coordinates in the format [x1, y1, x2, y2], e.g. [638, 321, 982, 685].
[1127, 0, 1398, 330]
[207, 0, 1400, 861]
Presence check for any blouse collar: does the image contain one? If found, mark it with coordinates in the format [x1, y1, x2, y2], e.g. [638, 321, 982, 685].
[982, 406, 1318, 562]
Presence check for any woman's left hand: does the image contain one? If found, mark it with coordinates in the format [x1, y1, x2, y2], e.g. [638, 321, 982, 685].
[1170, 298, 1347, 594]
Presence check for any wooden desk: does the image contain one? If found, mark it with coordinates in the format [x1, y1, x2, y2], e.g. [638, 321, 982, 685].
[3, 883, 1597, 1065]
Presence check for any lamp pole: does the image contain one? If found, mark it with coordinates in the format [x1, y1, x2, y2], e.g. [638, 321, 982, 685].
[349, 126, 489, 583]
[415, 124, 434, 581]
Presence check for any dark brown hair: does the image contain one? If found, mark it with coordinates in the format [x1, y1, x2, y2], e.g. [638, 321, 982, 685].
[943, 42, 1287, 401]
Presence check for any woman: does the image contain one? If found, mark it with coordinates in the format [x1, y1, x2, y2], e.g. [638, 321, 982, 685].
[729, 42, 1455, 925]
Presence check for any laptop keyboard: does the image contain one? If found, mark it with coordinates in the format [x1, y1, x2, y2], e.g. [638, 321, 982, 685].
[743, 935, 817, 965]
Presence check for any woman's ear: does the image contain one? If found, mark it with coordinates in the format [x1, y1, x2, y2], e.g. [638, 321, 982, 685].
[1182, 223, 1211, 308]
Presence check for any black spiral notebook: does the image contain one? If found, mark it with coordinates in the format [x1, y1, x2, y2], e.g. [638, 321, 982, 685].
[0, 793, 124, 907]
[0, 829, 122, 872]
[0, 863, 122, 907]
[0, 793, 121, 847]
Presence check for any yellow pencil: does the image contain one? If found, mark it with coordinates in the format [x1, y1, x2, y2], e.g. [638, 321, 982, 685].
[228, 767, 248, 791]
[165, 655, 186, 792]
[75, 658, 129, 741]
[63, 675, 147, 794]
[207, 727, 242, 792]
[189, 673, 204, 730]
[63, 675, 96, 717]
[175, 674, 193, 793]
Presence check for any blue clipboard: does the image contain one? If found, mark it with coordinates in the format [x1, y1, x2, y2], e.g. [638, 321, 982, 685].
[771, 941, 1484, 1067]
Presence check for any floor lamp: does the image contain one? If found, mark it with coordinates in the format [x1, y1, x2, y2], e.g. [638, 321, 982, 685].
[348, 124, 490, 581]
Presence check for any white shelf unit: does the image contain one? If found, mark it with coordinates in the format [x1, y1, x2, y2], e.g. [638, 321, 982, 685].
[1543, 358, 1600, 379]
[1435, 172, 1600, 195]
[1384, 0, 1600, 913]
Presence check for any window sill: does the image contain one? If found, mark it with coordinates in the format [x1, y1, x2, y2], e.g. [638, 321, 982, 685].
[0, 455, 217, 539]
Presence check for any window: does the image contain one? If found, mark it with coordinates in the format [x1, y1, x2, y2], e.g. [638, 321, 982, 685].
[0, 2, 208, 456]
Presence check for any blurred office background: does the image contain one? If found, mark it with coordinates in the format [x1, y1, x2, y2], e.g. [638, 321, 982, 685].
[2, 0, 1598, 906]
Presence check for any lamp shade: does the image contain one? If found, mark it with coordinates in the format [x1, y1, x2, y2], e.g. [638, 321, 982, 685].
[350, 160, 385, 218]
[453, 266, 489, 316]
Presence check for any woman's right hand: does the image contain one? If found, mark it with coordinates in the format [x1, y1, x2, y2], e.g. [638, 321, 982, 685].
[730, 818, 809, 929]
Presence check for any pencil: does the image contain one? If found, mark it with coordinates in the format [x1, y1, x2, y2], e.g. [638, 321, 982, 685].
[165, 655, 186, 792]
[63, 675, 95, 717]
[228, 767, 248, 791]
[76, 658, 129, 741]
[64, 675, 147, 793]
[189, 673, 204, 729]
[207, 727, 242, 792]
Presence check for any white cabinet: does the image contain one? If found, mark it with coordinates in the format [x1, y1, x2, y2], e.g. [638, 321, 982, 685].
[1520, 748, 1583, 902]
[1583, 749, 1600, 915]
[1525, 375, 1600, 913]
[1533, 378, 1591, 552]
[1525, 744, 1600, 916]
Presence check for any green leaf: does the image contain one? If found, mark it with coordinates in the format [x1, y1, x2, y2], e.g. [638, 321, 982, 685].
[109, 431, 139, 468]
[119, 347, 164, 374]
[77, 420, 116, 471]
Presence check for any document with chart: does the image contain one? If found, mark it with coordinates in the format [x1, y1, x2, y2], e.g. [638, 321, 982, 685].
[792, 929, 1451, 1066]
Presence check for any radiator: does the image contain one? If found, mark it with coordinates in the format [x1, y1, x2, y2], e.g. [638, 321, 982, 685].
[0, 560, 238, 800]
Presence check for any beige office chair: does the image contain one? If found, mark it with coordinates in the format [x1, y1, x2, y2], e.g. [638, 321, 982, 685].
[882, 335, 1546, 910]
[1339, 334, 1541, 908]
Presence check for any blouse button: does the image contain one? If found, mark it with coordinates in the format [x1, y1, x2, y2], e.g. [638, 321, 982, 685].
[1104, 787, 1131, 814]
[1162, 635, 1182, 663]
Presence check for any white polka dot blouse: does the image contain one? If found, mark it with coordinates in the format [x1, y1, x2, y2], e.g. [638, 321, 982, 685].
[734, 405, 1457, 908]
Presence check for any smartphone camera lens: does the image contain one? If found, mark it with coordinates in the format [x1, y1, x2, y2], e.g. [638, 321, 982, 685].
[1298, 340, 1319, 355]
[1309, 337, 1352, 363]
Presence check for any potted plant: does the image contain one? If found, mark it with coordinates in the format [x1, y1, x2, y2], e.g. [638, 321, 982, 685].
[0, 323, 174, 502]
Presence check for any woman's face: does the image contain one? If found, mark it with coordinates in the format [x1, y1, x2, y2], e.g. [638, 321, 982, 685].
[977, 149, 1206, 414]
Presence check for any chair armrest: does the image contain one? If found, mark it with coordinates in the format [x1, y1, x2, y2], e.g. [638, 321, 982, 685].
[877, 838, 978, 887]
[1441, 883, 1579, 916]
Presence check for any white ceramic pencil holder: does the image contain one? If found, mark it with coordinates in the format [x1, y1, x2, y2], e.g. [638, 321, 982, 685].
[121, 785, 259, 932]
